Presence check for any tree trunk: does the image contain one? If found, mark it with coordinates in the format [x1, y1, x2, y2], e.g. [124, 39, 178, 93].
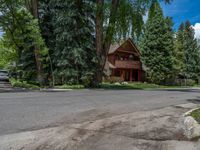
[95, 0, 104, 84]
[31, 0, 45, 85]
[76, 0, 82, 10]
[31, 0, 39, 18]
[95, 0, 120, 85]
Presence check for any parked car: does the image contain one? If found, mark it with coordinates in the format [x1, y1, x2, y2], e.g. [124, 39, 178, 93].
[0, 70, 9, 81]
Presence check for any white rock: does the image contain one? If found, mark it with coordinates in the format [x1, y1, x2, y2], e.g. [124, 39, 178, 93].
[114, 82, 121, 85]
[183, 112, 200, 139]
[122, 82, 128, 85]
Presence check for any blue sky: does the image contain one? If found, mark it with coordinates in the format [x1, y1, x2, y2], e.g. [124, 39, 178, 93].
[161, 0, 200, 38]
[0, 31, 3, 37]
[161, 0, 200, 29]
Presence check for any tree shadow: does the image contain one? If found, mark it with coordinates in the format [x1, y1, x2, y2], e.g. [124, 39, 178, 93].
[187, 97, 200, 104]
[151, 88, 200, 93]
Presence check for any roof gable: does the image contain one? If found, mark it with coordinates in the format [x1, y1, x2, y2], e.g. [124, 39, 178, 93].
[108, 38, 140, 56]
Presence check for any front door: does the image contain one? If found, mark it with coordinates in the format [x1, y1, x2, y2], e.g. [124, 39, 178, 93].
[132, 69, 138, 81]
[125, 70, 130, 81]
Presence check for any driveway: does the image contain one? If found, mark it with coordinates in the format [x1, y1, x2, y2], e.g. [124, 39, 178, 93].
[0, 89, 200, 149]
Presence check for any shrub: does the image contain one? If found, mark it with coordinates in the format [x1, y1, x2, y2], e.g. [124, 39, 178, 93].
[108, 76, 123, 84]
[81, 72, 95, 88]
[10, 78, 39, 89]
[186, 79, 196, 86]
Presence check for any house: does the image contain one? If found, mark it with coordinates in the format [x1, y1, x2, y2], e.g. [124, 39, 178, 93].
[104, 38, 144, 82]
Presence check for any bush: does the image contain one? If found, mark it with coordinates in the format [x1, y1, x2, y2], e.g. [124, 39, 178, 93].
[186, 79, 196, 86]
[81, 72, 95, 88]
[10, 78, 40, 89]
[108, 76, 123, 84]
[174, 79, 196, 86]
[101, 82, 160, 89]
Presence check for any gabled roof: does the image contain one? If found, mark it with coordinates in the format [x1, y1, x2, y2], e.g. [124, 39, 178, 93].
[108, 38, 141, 55]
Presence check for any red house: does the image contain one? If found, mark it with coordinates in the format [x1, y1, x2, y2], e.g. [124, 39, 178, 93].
[104, 38, 144, 82]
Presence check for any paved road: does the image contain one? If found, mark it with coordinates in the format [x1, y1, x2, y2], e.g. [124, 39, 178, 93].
[0, 89, 200, 136]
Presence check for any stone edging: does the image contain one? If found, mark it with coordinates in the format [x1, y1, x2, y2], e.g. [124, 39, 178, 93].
[182, 108, 200, 139]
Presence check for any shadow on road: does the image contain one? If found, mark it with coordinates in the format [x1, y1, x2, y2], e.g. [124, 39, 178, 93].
[151, 88, 200, 93]
[187, 97, 200, 104]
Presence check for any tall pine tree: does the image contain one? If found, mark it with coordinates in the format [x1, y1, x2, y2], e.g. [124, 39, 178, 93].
[183, 21, 200, 80]
[139, 0, 174, 84]
[42, 0, 96, 85]
[174, 23, 185, 78]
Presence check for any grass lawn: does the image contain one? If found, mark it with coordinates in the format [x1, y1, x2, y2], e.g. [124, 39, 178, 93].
[189, 108, 200, 124]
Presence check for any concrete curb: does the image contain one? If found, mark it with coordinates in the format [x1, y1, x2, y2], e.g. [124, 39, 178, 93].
[182, 108, 200, 139]
[40, 88, 73, 92]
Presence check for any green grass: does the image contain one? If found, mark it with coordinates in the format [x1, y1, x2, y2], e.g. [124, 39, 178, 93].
[194, 84, 200, 87]
[100, 82, 161, 89]
[9, 78, 199, 90]
[189, 108, 200, 124]
[54, 82, 162, 90]
[55, 84, 84, 89]
[100, 82, 198, 90]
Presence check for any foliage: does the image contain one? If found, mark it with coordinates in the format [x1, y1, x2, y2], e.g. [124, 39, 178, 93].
[173, 23, 186, 77]
[104, 0, 172, 42]
[183, 21, 200, 80]
[139, 0, 174, 84]
[105, 76, 124, 84]
[174, 21, 200, 81]
[81, 72, 96, 88]
[0, 0, 49, 84]
[39, 0, 96, 85]
[55, 84, 84, 89]
[0, 39, 16, 69]
[101, 82, 161, 89]
[10, 78, 40, 89]
[189, 108, 200, 124]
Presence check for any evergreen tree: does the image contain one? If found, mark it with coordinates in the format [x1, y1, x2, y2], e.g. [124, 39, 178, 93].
[174, 23, 185, 78]
[45, 0, 96, 85]
[139, 0, 174, 84]
[183, 21, 200, 80]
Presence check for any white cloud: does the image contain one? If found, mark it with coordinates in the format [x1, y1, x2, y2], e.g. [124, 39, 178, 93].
[143, 12, 148, 23]
[192, 23, 200, 39]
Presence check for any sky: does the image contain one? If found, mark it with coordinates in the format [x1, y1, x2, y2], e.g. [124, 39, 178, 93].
[161, 0, 200, 38]
[0, 31, 3, 37]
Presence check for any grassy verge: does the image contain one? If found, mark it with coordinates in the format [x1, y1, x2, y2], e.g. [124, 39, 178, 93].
[189, 108, 200, 124]
[9, 79, 199, 90]
[100, 82, 162, 90]
[55, 84, 84, 89]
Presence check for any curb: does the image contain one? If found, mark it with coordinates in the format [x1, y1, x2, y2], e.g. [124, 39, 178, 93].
[40, 89, 73, 92]
[182, 108, 200, 139]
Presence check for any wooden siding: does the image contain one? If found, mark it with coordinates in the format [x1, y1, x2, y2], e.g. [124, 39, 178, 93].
[115, 60, 141, 69]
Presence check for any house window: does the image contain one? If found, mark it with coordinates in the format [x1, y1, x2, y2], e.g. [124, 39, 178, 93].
[129, 55, 134, 60]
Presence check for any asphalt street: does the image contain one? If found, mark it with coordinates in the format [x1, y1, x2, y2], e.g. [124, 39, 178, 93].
[0, 88, 200, 136]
